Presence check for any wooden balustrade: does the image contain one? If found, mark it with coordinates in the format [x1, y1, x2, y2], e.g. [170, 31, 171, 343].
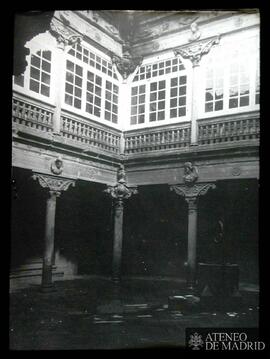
[61, 115, 121, 154]
[197, 117, 260, 145]
[124, 125, 191, 154]
[12, 97, 54, 132]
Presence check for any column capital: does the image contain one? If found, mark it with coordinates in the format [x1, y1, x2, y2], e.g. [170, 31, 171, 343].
[170, 182, 216, 202]
[49, 17, 83, 51]
[174, 35, 220, 67]
[104, 164, 138, 200]
[32, 172, 75, 196]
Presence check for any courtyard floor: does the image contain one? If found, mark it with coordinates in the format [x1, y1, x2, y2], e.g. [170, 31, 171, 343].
[9, 276, 259, 350]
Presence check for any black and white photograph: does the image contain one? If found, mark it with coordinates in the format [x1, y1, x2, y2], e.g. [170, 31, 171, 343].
[10, 9, 264, 351]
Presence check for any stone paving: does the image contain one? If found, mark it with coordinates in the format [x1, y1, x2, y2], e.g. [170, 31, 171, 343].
[9, 277, 259, 350]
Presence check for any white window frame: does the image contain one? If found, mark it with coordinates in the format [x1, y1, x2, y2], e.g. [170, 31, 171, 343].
[198, 28, 260, 119]
[12, 35, 56, 106]
[61, 41, 121, 130]
[127, 52, 192, 130]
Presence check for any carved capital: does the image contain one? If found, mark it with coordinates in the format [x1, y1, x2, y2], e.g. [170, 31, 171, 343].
[111, 52, 143, 80]
[170, 182, 216, 201]
[32, 173, 75, 195]
[50, 17, 83, 50]
[104, 183, 138, 201]
[174, 35, 220, 67]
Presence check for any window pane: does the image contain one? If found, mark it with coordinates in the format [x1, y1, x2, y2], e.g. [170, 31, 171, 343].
[31, 55, 40, 68]
[94, 107, 101, 117]
[42, 60, 51, 73]
[214, 101, 223, 111]
[205, 102, 213, 112]
[65, 83, 73, 94]
[132, 87, 138, 96]
[66, 60, 74, 71]
[66, 72, 74, 83]
[74, 98, 81, 109]
[170, 109, 177, 118]
[150, 82, 157, 91]
[150, 113, 156, 122]
[138, 115, 145, 123]
[65, 94, 73, 106]
[229, 98, 238, 108]
[30, 67, 40, 80]
[29, 79, 39, 93]
[43, 51, 51, 61]
[41, 72, 50, 85]
[178, 107, 186, 117]
[240, 96, 249, 107]
[41, 85, 50, 97]
[158, 111, 165, 121]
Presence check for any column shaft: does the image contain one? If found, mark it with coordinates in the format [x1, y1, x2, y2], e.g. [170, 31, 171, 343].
[186, 198, 198, 289]
[112, 199, 124, 283]
[42, 191, 57, 290]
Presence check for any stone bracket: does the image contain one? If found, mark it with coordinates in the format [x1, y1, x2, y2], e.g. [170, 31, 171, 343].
[32, 172, 75, 195]
[174, 35, 220, 67]
[170, 182, 216, 202]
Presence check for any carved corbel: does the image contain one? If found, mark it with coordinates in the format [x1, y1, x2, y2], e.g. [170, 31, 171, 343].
[170, 182, 216, 203]
[111, 52, 143, 80]
[104, 165, 138, 201]
[50, 17, 83, 50]
[174, 35, 220, 67]
[32, 172, 75, 196]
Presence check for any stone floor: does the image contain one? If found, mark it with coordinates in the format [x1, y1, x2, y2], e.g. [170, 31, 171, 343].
[9, 276, 259, 350]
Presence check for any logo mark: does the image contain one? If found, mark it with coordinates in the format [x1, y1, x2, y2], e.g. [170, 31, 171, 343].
[189, 332, 204, 350]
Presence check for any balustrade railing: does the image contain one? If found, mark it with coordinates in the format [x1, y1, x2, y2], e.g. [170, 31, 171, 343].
[12, 95, 259, 156]
[12, 97, 54, 132]
[198, 116, 260, 145]
[61, 115, 121, 154]
[124, 124, 191, 154]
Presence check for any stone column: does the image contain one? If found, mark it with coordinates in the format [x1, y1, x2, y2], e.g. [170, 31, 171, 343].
[174, 33, 220, 145]
[112, 198, 124, 283]
[42, 190, 59, 289]
[186, 197, 198, 288]
[170, 179, 216, 290]
[32, 172, 75, 291]
[104, 165, 137, 283]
